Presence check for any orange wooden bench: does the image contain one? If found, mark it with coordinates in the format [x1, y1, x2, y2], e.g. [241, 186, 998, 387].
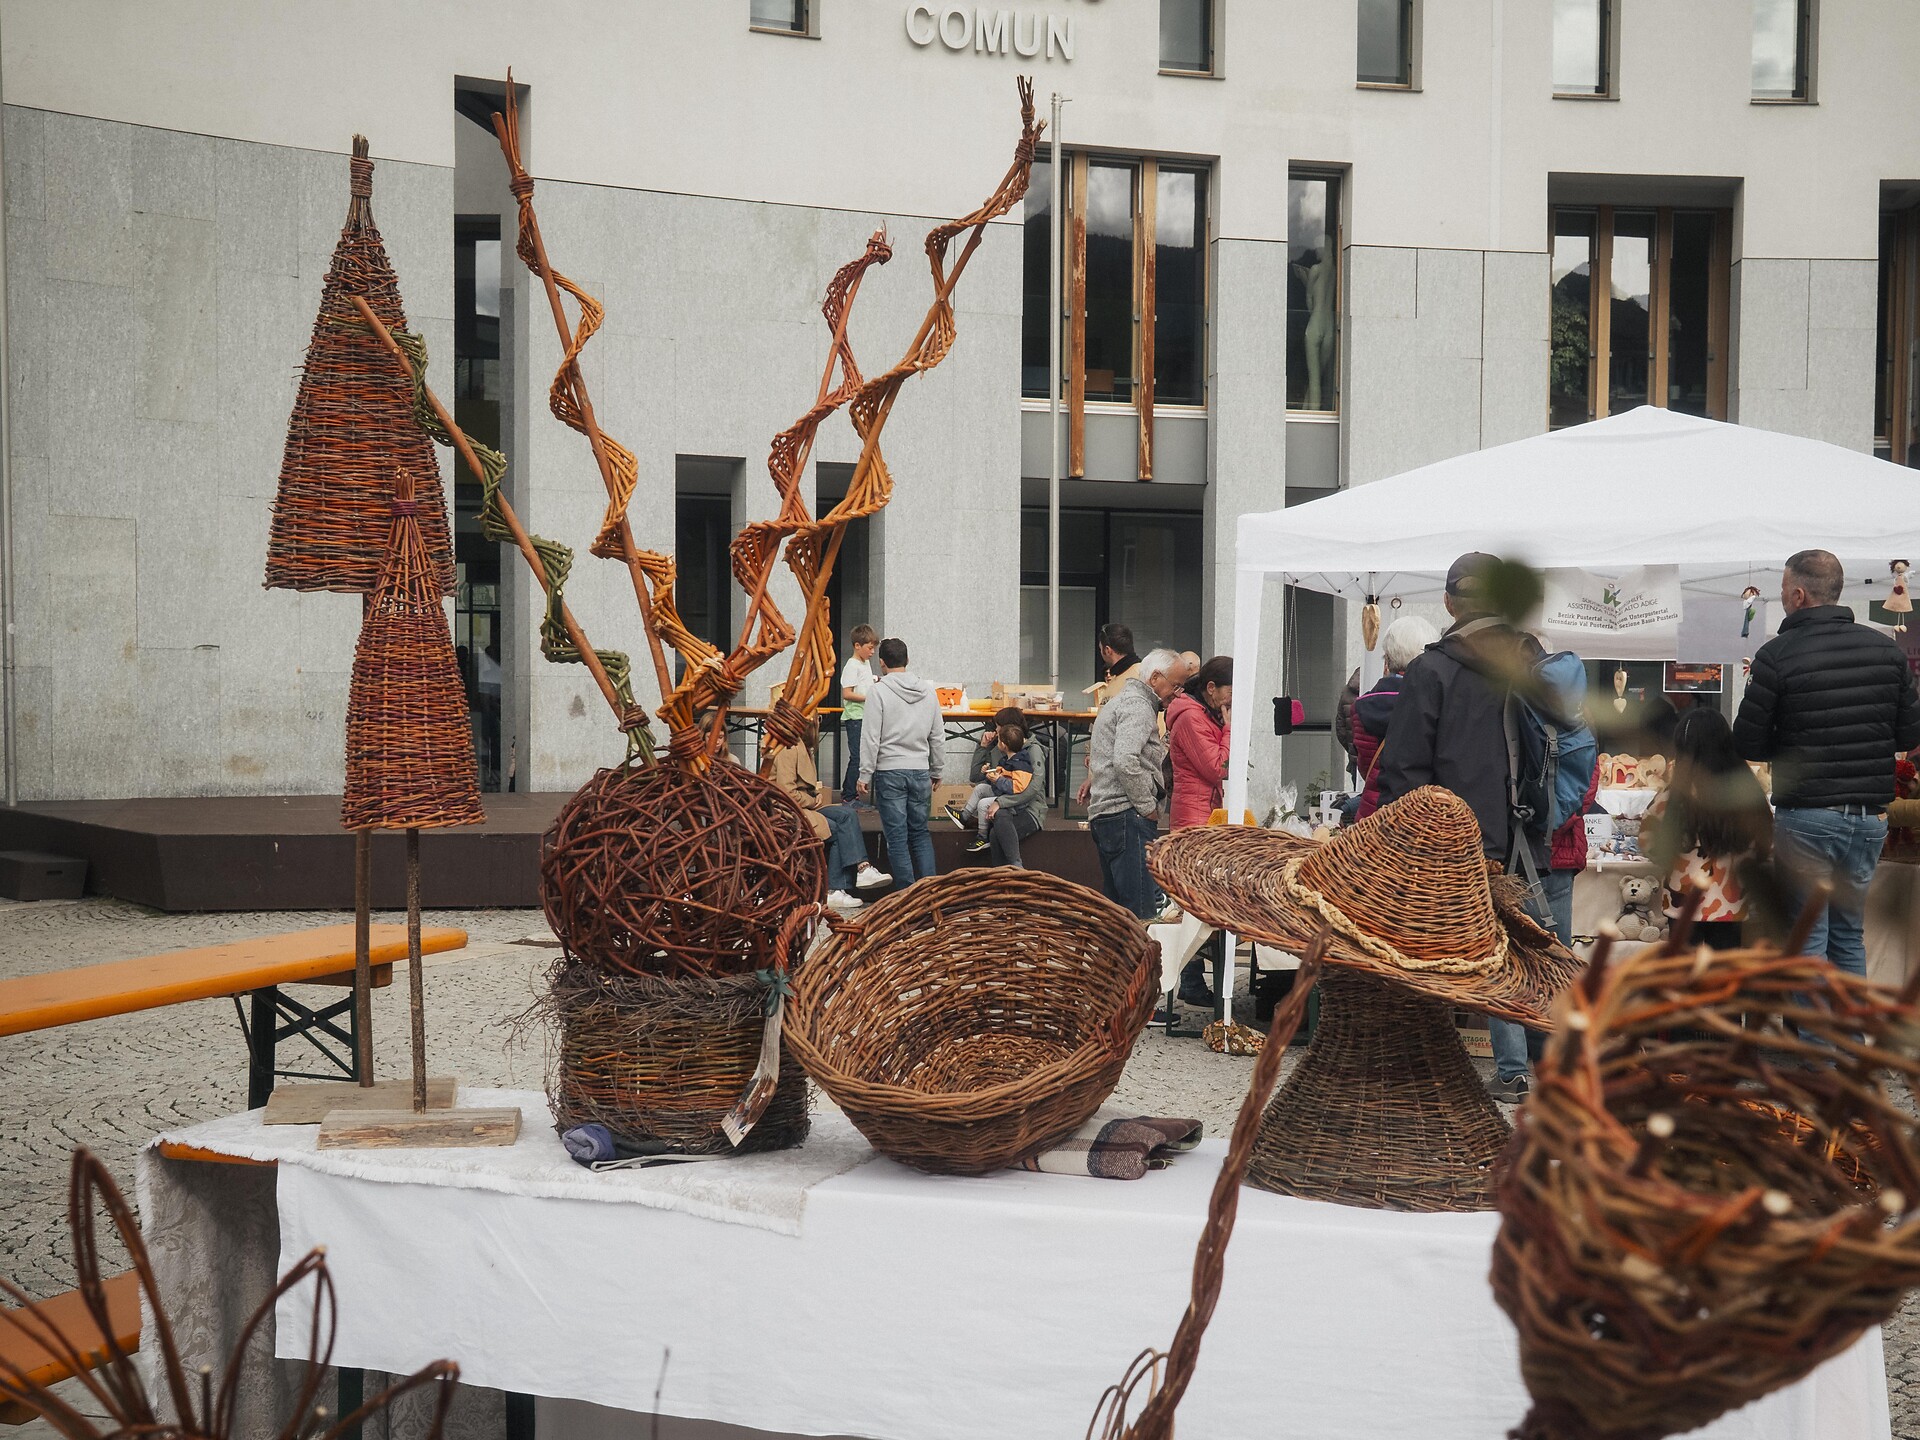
[0, 1272, 142, 1424]
[0, 923, 468, 1106]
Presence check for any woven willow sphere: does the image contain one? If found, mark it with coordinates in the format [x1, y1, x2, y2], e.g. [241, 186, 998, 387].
[1492, 939, 1920, 1440]
[540, 760, 826, 980]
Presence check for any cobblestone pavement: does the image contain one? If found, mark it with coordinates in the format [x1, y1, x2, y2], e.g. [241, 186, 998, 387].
[2, 898, 1915, 1437]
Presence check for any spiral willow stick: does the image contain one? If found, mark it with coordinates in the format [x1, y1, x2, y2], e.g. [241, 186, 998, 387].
[760, 76, 1044, 761]
[492, 76, 717, 762]
[704, 230, 893, 756]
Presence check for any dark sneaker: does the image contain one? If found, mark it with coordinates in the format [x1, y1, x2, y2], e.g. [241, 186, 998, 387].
[1489, 1074, 1530, 1105]
[964, 839, 991, 854]
[944, 804, 968, 829]
[1178, 983, 1217, 1009]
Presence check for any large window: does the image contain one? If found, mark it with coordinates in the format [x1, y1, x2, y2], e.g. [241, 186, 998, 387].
[1553, 0, 1612, 96]
[1018, 507, 1203, 694]
[1160, 0, 1214, 74]
[1287, 172, 1341, 413]
[750, 0, 810, 35]
[1357, 0, 1414, 86]
[1548, 206, 1732, 428]
[1752, 0, 1813, 100]
[1877, 206, 1920, 467]
[1021, 151, 1211, 478]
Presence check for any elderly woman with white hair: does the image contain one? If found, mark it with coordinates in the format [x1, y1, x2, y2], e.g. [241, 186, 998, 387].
[1087, 646, 1185, 922]
[1352, 615, 1441, 820]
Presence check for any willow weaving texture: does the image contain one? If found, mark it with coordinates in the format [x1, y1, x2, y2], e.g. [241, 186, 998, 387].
[539, 760, 823, 980]
[340, 469, 484, 832]
[784, 868, 1158, 1176]
[535, 960, 810, 1156]
[266, 136, 454, 596]
[1491, 919, 1920, 1440]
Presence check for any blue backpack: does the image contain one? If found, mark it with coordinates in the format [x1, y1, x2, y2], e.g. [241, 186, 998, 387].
[1507, 651, 1598, 837]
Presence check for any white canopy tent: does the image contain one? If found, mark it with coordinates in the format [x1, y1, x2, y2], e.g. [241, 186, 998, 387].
[1226, 407, 1920, 821]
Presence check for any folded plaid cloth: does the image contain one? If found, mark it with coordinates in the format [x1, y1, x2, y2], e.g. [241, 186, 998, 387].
[1013, 1115, 1204, 1180]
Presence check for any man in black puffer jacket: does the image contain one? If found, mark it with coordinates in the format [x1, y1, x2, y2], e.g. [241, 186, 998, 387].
[1735, 549, 1920, 976]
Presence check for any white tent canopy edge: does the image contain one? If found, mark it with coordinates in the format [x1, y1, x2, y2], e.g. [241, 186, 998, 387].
[1225, 408, 1920, 824]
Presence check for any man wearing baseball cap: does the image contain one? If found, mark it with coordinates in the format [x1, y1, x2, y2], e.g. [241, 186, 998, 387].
[1376, 551, 1552, 1101]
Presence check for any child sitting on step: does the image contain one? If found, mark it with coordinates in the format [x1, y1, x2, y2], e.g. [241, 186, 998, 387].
[946, 720, 1035, 853]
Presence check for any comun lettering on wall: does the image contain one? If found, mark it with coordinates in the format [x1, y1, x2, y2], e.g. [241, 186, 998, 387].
[905, 6, 1077, 60]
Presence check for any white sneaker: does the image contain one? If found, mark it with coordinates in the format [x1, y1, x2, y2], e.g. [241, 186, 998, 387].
[827, 890, 865, 910]
[854, 862, 892, 889]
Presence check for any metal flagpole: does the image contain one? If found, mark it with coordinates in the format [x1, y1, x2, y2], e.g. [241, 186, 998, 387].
[1047, 93, 1065, 697]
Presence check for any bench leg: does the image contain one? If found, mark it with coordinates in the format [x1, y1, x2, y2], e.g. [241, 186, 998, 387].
[338, 1365, 364, 1440]
[237, 986, 364, 1106]
[505, 1390, 536, 1440]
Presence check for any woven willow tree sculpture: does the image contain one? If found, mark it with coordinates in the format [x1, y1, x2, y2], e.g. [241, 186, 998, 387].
[329, 468, 501, 1133]
[265, 136, 454, 596]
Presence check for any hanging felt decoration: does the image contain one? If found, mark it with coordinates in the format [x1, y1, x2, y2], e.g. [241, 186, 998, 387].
[1361, 594, 1381, 652]
[1612, 665, 1629, 714]
[1888, 560, 1911, 633]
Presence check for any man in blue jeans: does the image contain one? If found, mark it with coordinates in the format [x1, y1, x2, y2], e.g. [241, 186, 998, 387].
[1735, 550, 1920, 974]
[1087, 649, 1183, 921]
[856, 637, 945, 888]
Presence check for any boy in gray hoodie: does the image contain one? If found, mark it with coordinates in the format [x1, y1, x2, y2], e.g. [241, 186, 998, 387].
[856, 637, 945, 886]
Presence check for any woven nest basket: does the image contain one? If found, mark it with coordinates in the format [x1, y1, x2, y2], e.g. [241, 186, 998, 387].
[785, 869, 1159, 1175]
[540, 760, 825, 980]
[1492, 933, 1920, 1440]
[538, 958, 809, 1156]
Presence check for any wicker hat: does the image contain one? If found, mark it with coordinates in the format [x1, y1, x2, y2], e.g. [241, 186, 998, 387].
[1149, 787, 1578, 1025]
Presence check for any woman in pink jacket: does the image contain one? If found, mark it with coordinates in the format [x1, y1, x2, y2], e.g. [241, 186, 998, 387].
[1166, 656, 1233, 830]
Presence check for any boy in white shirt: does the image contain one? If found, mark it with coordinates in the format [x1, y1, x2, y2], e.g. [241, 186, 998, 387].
[838, 625, 878, 806]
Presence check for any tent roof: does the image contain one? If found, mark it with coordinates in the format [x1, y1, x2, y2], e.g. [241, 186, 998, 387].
[1240, 408, 1920, 602]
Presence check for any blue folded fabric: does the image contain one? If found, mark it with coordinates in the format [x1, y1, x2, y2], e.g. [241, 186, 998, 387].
[562, 1124, 617, 1164]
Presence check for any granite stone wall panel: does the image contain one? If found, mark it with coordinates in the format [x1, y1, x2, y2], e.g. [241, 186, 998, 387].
[3, 105, 455, 799]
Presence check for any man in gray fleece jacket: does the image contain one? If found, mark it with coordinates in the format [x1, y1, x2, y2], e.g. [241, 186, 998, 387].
[1087, 648, 1182, 920]
[856, 637, 945, 886]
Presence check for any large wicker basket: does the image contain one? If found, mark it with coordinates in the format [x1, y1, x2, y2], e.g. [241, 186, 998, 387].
[785, 869, 1159, 1175]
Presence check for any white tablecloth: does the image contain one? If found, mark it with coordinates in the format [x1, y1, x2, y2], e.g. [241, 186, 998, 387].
[131, 1106, 1888, 1440]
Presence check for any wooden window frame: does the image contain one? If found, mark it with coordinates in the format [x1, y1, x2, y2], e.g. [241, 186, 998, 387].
[1060, 151, 1210, 481]
[1356, 0, 1418, 89]
[1550, 205, 1732, 428]
[1880, 208, 1920, 466]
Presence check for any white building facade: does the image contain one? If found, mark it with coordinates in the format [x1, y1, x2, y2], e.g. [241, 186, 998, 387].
[4, 0, 1917, 805]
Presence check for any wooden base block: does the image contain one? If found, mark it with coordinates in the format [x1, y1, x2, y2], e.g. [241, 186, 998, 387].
[315, 1107, 522, 1150]
[262, 1077, 456, 1124]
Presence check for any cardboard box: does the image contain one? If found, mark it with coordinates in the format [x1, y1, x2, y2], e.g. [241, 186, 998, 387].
[991, 682, 1063, 711]
[1456, 1017, 1493, 1059]
[930, 782, 975, 817]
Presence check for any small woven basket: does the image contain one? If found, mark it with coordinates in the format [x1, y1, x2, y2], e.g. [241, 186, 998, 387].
[1493, 934, 1920, 1440]
[539, 959, 809, 1156]
[785, 869, 1159, 1175]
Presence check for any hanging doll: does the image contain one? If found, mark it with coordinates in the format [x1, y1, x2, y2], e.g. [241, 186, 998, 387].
[1887, 560, 1911, 634]
[1740, 584, 1762, 639]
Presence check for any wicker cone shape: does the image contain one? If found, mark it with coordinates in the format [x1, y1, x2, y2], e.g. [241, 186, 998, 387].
[1149, 786, 1579, 1026]
[540, 761, 825, 980]
[266, 137, 454, 596]
[784, 869, 1160, 1176]
[1491, 938, 1920, 1440]
[538, 959, 808, 1155]
[340, 473, 483, 832]
[1250, 967, 1512, 1211]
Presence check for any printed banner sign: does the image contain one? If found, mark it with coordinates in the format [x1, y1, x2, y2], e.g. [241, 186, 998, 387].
[1538, 566, 1683, 660]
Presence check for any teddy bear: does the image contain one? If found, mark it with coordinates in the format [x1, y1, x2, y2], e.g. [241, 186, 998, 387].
[1615, 872, 1668, 943]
